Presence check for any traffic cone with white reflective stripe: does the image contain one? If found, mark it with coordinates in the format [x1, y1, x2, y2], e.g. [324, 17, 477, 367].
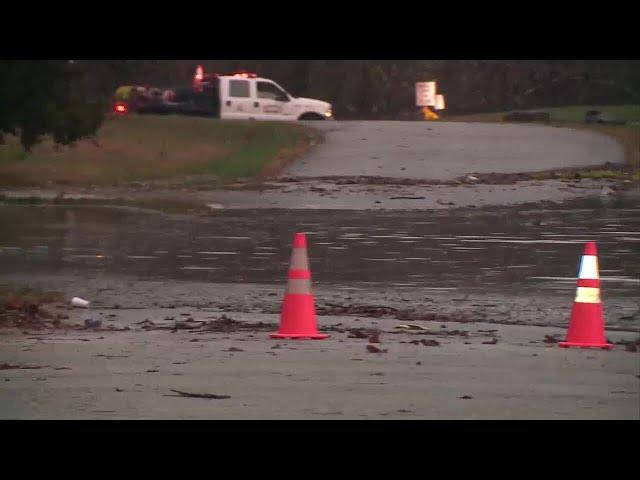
[270, 233, 328, 340]
[559, 242, 613, 350]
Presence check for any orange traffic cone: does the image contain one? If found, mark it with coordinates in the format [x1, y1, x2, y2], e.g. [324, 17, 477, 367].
[270, 233, 328, 340]
[559, 242, 613, 350]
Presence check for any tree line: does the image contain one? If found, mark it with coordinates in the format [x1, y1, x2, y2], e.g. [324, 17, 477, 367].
[2, 60, 639, 150]
[75, 60, 640, 118]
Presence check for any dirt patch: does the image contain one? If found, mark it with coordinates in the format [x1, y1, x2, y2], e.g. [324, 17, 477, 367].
[614, 337, 640, 352]
[340, 305, 478, 324]
[458, 162, 633, 185]
[317, 304, 399, 317]
[135, 315, 277, 334]
[276, 164, 635, 188]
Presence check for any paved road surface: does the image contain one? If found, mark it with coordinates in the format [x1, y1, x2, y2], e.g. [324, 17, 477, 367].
[288, 121, 625, 180]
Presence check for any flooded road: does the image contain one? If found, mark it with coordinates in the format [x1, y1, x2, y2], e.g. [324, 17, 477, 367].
[2, 194, 639, 421]
[1, 195, 638, 297]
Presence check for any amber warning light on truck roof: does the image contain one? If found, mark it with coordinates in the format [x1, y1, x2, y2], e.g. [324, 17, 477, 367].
[232, 71, 257, 78]
[194, 65, 257, 81]
[195, 65, 204, 81]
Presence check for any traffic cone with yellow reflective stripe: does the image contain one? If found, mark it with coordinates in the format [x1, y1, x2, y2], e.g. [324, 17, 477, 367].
[270, 233, 328, 340]
[559, 242, 613, 350]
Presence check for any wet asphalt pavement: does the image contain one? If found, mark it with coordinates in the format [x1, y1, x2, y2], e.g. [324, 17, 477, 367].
[2, 122, 638, 420]
[1, 194, 638, 298]
[288, 122, 625, 180]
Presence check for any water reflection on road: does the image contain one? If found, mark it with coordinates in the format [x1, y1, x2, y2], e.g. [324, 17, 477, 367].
[0, 195, 638, 296]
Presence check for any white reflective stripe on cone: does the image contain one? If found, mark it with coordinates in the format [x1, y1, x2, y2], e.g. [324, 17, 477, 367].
[574, 287, 601, 304]
[578, 255, 599, 280]
[289, 248, 310, 271]
[286, 279, 312, 295]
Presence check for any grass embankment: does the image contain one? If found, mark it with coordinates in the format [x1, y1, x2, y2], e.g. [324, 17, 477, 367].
[446, 105, 640, 178]
[0, 115, 319, 187]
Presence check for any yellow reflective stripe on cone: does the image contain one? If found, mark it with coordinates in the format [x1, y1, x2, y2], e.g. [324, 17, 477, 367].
[574, 287, 601, 304]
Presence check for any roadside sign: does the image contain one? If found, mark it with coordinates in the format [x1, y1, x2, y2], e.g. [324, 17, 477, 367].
[416, 81, 437, 107]
[435, 94, 445, 110]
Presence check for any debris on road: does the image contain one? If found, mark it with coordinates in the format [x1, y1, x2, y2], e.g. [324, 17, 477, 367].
[366, 344, 387, 353]
[174, 320, 204, 330]
[368, 332, 381, 344]
[395, 324, 430, 331]
[317, 304, 398, 317]
[167, 389, 231, 399]
[71, 297, 90, 308]
[1, 296, 69, 330]
[347, 328, 370, 339]
[410, 339, 440, 346]
[84, 317, 102, 328]
[600, 186, 615, 196]
[615, 338, 640, 352]
[0, 363, 45, 370]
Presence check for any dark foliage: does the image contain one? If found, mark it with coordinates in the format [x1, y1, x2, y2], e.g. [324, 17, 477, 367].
[0, 60, 105, 151]
[73, 60, 640, 119]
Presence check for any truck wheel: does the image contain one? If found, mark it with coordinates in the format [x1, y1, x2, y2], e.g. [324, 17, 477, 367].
[298, 112, 325, 121]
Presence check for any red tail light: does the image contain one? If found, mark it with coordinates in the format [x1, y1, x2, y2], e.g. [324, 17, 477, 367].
[114, 104, 127, 113]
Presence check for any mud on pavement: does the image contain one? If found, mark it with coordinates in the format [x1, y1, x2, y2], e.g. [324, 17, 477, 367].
[0, 286, 638, 420]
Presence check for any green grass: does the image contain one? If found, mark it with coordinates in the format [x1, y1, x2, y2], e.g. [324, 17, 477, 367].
[445, 104, 640, 124]
[0, 115, 318, 187]
[576, 169, 621, 179]
[546, 105, 640, 123]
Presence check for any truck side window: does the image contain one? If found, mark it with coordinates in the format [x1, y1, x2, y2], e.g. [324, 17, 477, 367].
[229, 80, 250, 98]
[257, 81, 289, 102]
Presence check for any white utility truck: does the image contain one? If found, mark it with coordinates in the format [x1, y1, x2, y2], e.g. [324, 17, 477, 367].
[113, 67, 333, 121]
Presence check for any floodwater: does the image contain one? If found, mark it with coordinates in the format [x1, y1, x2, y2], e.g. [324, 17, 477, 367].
[0, 195, 638, 297]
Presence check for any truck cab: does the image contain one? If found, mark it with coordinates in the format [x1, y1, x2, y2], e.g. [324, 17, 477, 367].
[114, 67, 333, 121]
